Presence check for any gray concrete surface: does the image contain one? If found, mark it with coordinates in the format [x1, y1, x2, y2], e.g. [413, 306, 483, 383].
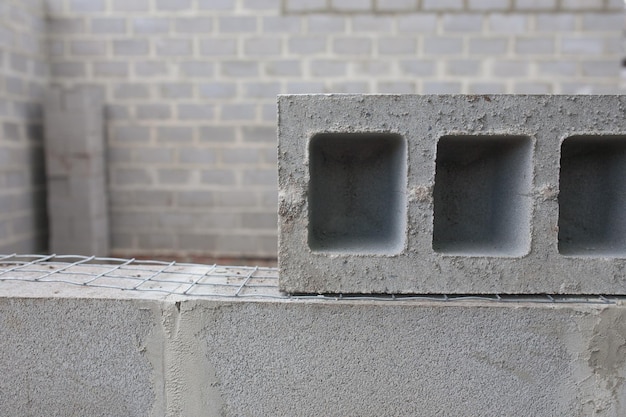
[44, 86, 109, 256]
[0, 0, 48, 254]
[278, 94, 626, 294]
[0, 277, 625, 416]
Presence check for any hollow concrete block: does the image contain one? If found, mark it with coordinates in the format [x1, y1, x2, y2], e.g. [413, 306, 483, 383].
[277, 94, 626, 294]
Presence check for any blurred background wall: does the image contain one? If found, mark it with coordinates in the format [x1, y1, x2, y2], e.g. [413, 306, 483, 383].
[0, 0, 48, 254]
[0, 0, 623, 260]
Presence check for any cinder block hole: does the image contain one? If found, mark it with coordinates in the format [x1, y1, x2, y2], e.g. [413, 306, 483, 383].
[308, 132, 406, 254]
[433, 135, 532, 256]
[559, 135, 626, 256]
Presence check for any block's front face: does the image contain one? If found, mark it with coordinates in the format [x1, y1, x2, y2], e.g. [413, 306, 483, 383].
[559, 135, 626, 256]
[433, 135, 532, 257]
[308, 133, 406, 254]
[278, 95, 626, 295]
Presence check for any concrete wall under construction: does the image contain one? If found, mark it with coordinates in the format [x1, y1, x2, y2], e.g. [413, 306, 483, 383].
[0, 272, 624, 417]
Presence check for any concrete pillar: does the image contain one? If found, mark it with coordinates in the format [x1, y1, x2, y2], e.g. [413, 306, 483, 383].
[43, 86, 109, 256]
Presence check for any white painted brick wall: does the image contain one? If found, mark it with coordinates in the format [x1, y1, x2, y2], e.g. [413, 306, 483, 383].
[34, 0, 626, 258]
[0, 0, 48, 253]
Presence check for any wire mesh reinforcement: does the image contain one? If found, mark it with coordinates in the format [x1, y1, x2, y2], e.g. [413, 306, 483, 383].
[0, 254, 621, 304]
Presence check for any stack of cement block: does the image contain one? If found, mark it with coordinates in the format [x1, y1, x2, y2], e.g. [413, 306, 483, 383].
[43, 86, 109, 256]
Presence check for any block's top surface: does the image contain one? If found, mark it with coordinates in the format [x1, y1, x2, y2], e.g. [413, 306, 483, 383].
[277, 94, 626, 294]
[0, 255, 622, 311]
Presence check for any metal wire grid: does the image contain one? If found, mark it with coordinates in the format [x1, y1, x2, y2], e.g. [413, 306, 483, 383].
[0, 254, 620, 304]
[0, 254, 279, 298]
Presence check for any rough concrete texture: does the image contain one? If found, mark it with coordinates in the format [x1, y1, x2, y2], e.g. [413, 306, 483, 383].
[1, 280, 625, 416]
[44, 86, 109, 256]
[278, 94, 626, 294]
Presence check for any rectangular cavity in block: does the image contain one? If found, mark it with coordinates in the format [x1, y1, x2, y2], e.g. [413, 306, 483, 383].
[308, 132, 406, 254]
[558, 135, 626, 257]
[433, 135, 532, 257]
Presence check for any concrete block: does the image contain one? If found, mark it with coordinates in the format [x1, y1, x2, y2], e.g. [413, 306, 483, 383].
[423, 36, 464, 55]
[218, 17, 257, 33]
[243, 0, 281, 9]
[469, 37, 509, 55]
[177, 103, 215, 120]
[442, 14, 484, 32]
[199, 39, 237, 56]
[91, 17, 126, 34]
[377, 37, 417, 55]
[155, 39, 192, 57]
[467, 0, 510, 10]
[330, 0, 373, 12]
[113, 39, 150, 56]
[155, 0, 192, 11]
[534, 14, 576, 32]
[4, 286, 625, 416]
[399, 59, 436, 76]
[70, 40, 106, 56]
[199, 126, 236, 142]
[132, 18, 170, 34]
[332, 37, 372, 55]
[93, 61, 129, 78]
[156, 126, 193, 143]
[488, 14, 529, 33]
[244, 82, 281, 98]
[175, 17, 213, 34]
[422, 0, 464, 10]
[288, 36, 326, 54]
[111, 125, 151, 143]
[200, 169, 236, 186]
[111, 0, 149, 12]
[278, 94, 626, 294]
[48, 17, 85, 35]
[157, 169, 190, 185]
[306, 15, 346, 33]
[159, 82, 193, 99]
[375, 0, 418, 12]
[180, 61, 215, 77]
[244, 38, 282, 57]
[397, 14, 437, 33]
[134, 60, 168, 77]
[51, 62, 86, 78]
[561, 37, 605, 55]
[70, 0, 106, 13]
[179, 148, 217, 164]
[352, 16, 394, 32]
[220, 103, 255, 121]
[263, 60, 302, 77]
[262, 16, 303, 33]
[221, 61, 258, 77]
[285, 0, 327, 12]
[136, 104, 171, 120]
[198, 0, 234, 10]
[515, 0, 557, 10]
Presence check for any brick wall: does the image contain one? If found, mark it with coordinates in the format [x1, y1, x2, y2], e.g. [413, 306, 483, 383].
[40, 0, 624, 258]
[0, 0, 48, 253]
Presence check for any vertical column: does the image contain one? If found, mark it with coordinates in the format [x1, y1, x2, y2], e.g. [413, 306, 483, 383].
[44, 86, 109, 256]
